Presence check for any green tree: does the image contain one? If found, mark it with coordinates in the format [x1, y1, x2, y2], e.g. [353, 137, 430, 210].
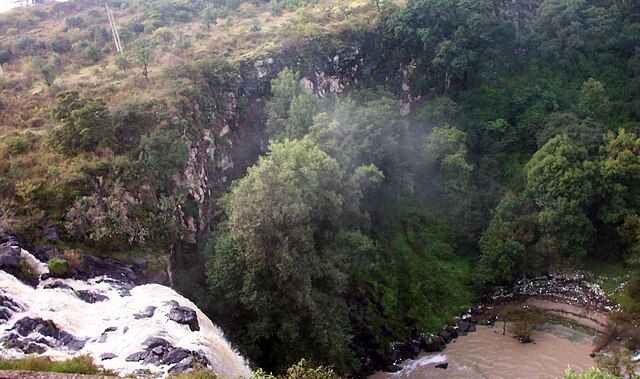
[138, 125, 189, 191]
[115, 55, 131, 72]
[476, 192, 536, 286]
[525, 134, 597, 262]
[578, 78, 611, 120]
[131, 38, 157, 80]
[49, 91, 115, 155]
[266, 68, 316, 141]
[206, 138, 375, 371]
[423, 125, 473, 197]
[536, 113, 604, 154]
[32, 55, 56, 87]
[82, 43, 100, 64]
[598, 129, 640, 266]
[201, 7, 217, 29]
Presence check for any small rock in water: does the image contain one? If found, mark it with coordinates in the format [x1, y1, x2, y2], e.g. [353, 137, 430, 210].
[12, 317, 60, 338]
[168, 305, 200, 331]
[134, 306, 156, 319]
[76, 290, 108, 303]
[100, 353, 116, 360]
[168, 356, 196, 374]
[126, 350, 150, 362]
[435, 362, 448, 369]
[163, 348, 190, 364]
[143, 337, 169, 349]
[43, 281, 74, 291]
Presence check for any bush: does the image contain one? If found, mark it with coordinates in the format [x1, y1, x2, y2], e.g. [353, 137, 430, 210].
[115, 55, 130, 71]
[48, 258, 70, 277]
[65, 15, 84, 29]
[0, 49, 11, 64]
[4, 136, 29, 155]
[11, 36, 35, 57]
[82, 43, 100, 63]
[562, 367, 622, 379]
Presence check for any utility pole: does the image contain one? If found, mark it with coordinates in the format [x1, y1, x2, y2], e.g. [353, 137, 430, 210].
[105, 3, 123, 54]
[0, 63, 4, 78]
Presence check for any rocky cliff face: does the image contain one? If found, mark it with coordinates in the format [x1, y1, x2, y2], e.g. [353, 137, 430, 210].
[175, 32, 415, 247]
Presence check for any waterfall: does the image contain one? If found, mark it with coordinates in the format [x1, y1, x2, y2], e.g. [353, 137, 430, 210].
[0, 249, 252, 378]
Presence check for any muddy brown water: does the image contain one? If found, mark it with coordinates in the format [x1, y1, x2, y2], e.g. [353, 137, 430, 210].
[371, 323, 596, 379]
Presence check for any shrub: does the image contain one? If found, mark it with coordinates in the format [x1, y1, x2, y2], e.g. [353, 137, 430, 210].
[115, 55, 130, 71]
[4, 136, 28, 155]
[0, 49, 11, 64]
[65, 15, 84, 29]
[11, 36, 35, 57]
[562, 367, 622, 379]
[82, 43, 100, 63]
[48, 258, 70, 277]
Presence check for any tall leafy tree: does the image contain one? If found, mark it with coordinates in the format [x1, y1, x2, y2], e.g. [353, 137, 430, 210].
[525, 134, 598, 262]
[266, 68, 316, 141]
[598, 129, 640, 265]
[206, 138, 378, 371]
[49, 91, 115, 155]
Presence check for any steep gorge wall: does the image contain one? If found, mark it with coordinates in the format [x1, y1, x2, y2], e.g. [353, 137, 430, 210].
[172, 31, 415, 253]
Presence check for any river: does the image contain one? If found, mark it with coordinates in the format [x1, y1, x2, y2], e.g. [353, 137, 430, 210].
[371, 323, 596, 379]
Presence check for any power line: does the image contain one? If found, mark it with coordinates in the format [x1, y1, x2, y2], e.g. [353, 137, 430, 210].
[105, 2, 123, 54]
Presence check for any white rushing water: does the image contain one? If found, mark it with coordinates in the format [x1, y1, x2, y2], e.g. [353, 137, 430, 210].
[0, 249, 252, 378]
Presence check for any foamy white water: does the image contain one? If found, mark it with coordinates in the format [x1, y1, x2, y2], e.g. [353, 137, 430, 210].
[0, 251, 251, 378]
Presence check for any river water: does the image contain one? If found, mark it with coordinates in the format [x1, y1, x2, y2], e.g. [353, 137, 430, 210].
[0, 249, 251, 377]
[371, 323, 596, 379]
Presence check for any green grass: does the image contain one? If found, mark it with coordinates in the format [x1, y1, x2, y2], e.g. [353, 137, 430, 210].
[47, 257, 70, 277]
[170, 370, 220, 379]
[0, 355, 116, 375]
[582, 259, 631, 293]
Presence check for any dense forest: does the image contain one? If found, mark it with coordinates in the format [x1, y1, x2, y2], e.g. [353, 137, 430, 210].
[1, 0, 640, 376]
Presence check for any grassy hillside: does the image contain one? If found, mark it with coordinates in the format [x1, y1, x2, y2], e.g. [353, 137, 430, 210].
[3, 0, 640, 376]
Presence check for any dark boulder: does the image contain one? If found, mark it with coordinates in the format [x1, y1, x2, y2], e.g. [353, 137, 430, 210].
[168, 305, 200, 331]
[76, 290, 108, 303]
[163, 348, 190, 364]
[421, 336, 446, 352]
[43, 281, 74, 291]
[12, 317, 60, 338]
[457, 320, 470, 332]
[439, 330, 453, 343]
[435, 362, 448, 369]
[0, 246, 22, 275]
[143, 352, 163, 366]
[100, 353, 117, 360]
[126, 351, 149, 361]
[0, 295, 24, 324]
[59, 331, 86, 350]
[32, 245, 54, 261]
[168, 356, 196, 374]
[468, 324, 476, 332]
[134, 306, 156, 319]
[142, 337, 169, 349]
